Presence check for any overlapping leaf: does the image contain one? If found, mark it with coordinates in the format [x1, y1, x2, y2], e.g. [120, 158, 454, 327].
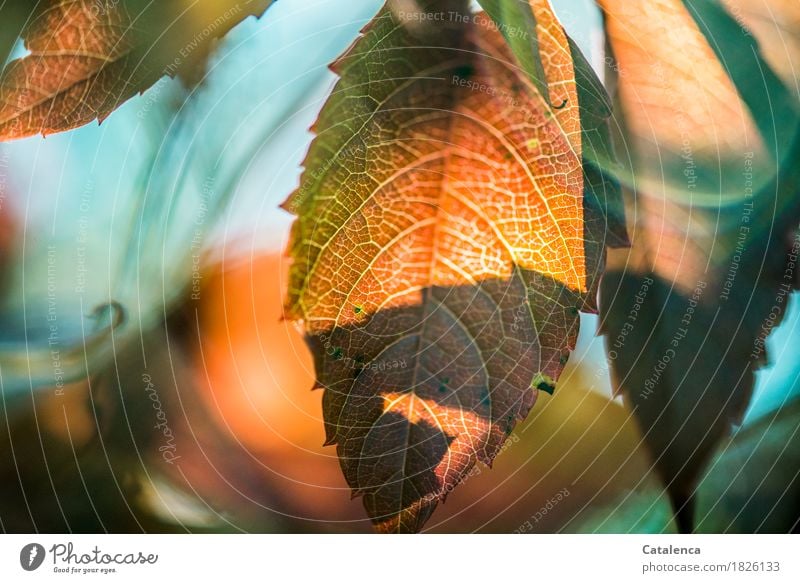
[721, 0, 800, 90]
[0, 1, 33, 69]
[597, 0, 800, 531]
[285, 0, 616, 532]
[477, 0, 629, 258]
[695, 398, 800, 532]
[0, 0, 274, 141]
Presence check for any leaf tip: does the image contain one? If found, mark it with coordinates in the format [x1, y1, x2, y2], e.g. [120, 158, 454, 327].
[328, 58, 344, 76]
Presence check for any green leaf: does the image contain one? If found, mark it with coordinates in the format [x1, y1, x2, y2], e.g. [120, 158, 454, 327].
[476, 0, 552, 105]
[682, 0, 800, 164]
[696, 399, 800, 532]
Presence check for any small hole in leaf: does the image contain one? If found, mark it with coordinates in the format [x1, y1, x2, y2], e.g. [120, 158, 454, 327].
[532, 372, 556, 395]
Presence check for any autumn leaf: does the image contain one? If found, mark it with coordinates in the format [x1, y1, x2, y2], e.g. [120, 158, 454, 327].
[284, 0, 615, 532]
[0, 0, 274, 141]
[597, 0, 800, 531]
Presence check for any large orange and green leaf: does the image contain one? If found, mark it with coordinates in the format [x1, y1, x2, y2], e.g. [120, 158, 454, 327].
[0, 0, 274, 141]
[597, 0, 800, 531]
[284, 0, 618, 532]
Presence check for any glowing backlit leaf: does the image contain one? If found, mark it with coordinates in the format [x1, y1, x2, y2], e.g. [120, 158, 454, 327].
[0, 0, 274, 141]
[285, 0, 612, 532]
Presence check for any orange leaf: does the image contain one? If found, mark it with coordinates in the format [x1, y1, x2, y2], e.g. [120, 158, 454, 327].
[598, 0, 800, 532]
[285, 0, 609, 532]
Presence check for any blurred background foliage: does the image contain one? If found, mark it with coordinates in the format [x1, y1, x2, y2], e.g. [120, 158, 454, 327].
[0, 0, 798, 533]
